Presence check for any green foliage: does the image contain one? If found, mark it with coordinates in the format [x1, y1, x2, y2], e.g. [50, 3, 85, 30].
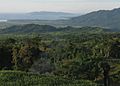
[54, 57, 102, 80]
[0, 24, 108, 34]
[0, 25, 120, 85]
[12, 41, 42, 71]
[0, 71, 97, 86]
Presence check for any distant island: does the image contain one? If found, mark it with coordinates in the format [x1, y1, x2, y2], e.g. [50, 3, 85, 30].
[0, 12, 79, 20]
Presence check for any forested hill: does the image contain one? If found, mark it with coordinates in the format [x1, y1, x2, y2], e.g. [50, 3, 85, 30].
[68, 8, 120, 29]
[0, 24, 57, 34]
[0, 24, 111, 34]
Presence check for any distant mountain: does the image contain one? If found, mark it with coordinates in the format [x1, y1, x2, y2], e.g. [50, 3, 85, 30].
[6, 8, 120, 30]
[0, 12, 78, 20]
[68, 8, 120, 29]
[30, 11, 75, 16]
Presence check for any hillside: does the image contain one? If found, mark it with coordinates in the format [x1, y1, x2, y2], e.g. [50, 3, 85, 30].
[0, 24, 110, 34]
[5, 8, 120, 30]
[0, 27, 120, 85]
[68, 8, 120, 29]
[0, 24, 57, 34]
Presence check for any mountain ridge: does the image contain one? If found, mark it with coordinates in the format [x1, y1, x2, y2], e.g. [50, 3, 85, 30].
[0, 24, 111, 34]
[0, 11, 79, 20]
[68, 8, 120, 29]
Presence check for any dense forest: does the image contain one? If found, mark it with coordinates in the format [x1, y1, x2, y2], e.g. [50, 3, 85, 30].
[0, 24, 120, 85]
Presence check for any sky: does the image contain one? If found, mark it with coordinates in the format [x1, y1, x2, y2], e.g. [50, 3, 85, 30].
[0, 0, 120, 13]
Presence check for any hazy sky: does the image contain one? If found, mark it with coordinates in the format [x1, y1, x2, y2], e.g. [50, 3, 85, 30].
[0, 0, 120, 13]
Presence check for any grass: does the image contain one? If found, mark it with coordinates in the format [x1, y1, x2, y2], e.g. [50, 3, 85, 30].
[0, 70, 98, 86]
